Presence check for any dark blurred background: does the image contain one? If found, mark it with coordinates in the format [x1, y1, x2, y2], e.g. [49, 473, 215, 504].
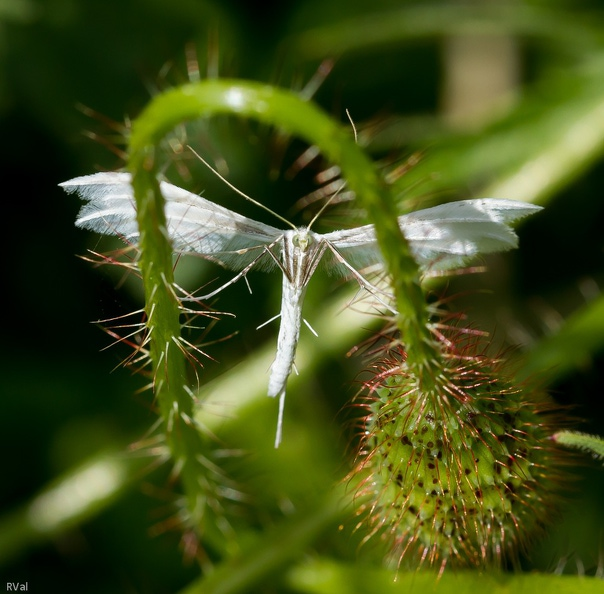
[1, 1, 604, 592]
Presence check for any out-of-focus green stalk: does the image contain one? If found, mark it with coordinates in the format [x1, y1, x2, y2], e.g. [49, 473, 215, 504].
[178, 492, 345, 594]
[0, 451, 145, 567]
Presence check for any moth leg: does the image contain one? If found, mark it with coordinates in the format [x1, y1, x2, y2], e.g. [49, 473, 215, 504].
[256, 313, 281, 330]
[195, 240, 281, 300]
[262, 242, 294, 283]
[302, 318, 318, 337]
[324, 242, 397, 314]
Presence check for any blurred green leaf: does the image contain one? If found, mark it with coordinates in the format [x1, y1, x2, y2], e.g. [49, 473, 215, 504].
[288, 4, 604, 60]
[384, 57, 604, 207]
[519, 294, 604, 382]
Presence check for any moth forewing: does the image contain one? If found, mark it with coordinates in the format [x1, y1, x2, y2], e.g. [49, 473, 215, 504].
[61, 172, 283, 272]
[323, 198, 543, 273]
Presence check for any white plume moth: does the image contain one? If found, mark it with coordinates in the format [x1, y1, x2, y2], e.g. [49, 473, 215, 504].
[60, 171, 541, 446]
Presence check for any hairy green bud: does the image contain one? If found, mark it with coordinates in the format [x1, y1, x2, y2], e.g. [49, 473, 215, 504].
[354, 338, 568, 572]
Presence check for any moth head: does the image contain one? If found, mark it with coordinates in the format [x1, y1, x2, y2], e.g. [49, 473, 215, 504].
[292, 228, 312, 250]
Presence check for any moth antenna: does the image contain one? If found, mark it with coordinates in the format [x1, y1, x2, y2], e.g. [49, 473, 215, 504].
[307, 181, 347, 230]
[187, 145, 297, 231]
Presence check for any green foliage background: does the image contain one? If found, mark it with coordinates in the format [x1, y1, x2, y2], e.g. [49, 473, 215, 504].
[1, 0, 603, 592]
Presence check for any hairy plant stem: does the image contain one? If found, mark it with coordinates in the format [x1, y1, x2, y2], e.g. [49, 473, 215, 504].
[129, 168, 213, 527]
[553, 430, 604, 460]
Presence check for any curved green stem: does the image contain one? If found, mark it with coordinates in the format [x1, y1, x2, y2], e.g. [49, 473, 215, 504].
[127, 78, 441, 529]
[129, 78, 439, 372]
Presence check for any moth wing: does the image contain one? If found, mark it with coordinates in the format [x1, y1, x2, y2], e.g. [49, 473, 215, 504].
[60, 172, 283, 271]
[323, 198, 541, 272]
[400, 199, 542, 271]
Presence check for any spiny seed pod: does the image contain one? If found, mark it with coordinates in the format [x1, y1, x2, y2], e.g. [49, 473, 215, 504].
[353, 332, 569, 572]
